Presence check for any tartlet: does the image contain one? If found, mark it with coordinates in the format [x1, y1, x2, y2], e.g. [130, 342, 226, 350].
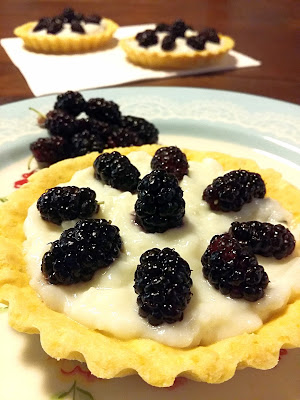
[120, 20, 235, 69]
[0, 144, 299, 387]
[14, 8, 118, 54]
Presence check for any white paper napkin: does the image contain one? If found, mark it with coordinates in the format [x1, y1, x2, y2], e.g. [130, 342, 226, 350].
[1, 24, 261, 97]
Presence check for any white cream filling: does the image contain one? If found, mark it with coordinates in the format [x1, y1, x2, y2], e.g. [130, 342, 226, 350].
[31, 21, 106, 37]
[131, 29, 223, 54]
[24, 152, 300, 348]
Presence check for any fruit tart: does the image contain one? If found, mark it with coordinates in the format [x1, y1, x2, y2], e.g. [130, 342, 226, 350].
[14, 7, 118, 54]
[120, 19, 235, 69]
[0, 144, 299, 387]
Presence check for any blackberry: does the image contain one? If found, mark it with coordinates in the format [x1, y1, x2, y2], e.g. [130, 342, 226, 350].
[229, 221, 296, 260]
[151, 146, 189, 181]
[54, 91, 86, 117]
[94, 151, 140, 192]
[121, 115, 159, 145]
[33, 17, 52, 32]
[170, 19, 189, 38]
[37, 186, 99, 225]
[30, 136, 68, 167]
[155, 23, 170, 32]
[161, 35, 176, 51]
[186, 35, 206, 50]
[135, 170, 185, 233]
[41, 219, 122, 285]
[136, 29, 158, 47]
[85, 98, 122, 124]
[203, 170, 266, 212]
[201, 27, 220, 43]
[71, 20, 85, 34]
[44, 109, 77, 138]
[134, 247, 193, 325]
[85, 14, 102, 24]
[201, 233, 269, 302]
[60, 7, 76, 22]
[70, 130, 104, 157]
[105, 127, 139, 148]
[47, 18, 63, 35]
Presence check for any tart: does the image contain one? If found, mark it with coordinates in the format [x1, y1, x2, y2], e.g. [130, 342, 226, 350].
[120, 20, 235, 69]
[0, 144, 299, 387]
[14, 8, 118, 54]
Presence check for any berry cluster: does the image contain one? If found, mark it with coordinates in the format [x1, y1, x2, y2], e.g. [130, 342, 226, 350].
[136, 19, 220, 52]
[134, 247, 193, 325]
[42, 219, 122, 285]
[33, 8, 102, 35]
[30, 90, 159, 167]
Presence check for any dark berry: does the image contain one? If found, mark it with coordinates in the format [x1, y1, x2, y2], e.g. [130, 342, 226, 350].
[155, 23, 171, 32]
[41, 219, 122, 285]
[136, 29, 158, 47]
[161, 35, 176, 51]
[60, 7, 76, 23]
[186, 35, 206, 50]
[47, 18, 63, 35]
[151, 146, 189, 181]
[201, 233, 269, 302]
[105, 127, 139, 148]
[201, 27, 220, 43]
[85, 14, 102, 24]
[203, 170, 266, 212]
[44, 109, 77, 138]
[134, 247, 193, 325]
[30, 136, 68, 167]
[70, 130, 104, 157]
[170, 19, 189, 38]
[85, 98, 122, 124]
[135, 170, 185, 233]
[33, 17, 52, 32]
[94, 151, 140, 192]
[71, 20, 85, 34]
[229, 221, 296, 260]
[37, 186, 99, 225]
[54, 91, 86, 117]
[121, 115, 159, 145]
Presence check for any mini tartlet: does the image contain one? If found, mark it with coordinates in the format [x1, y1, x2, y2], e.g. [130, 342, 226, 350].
[0, 145, 299, 387]
[14, 8, 118, 54]
[120, 20, 235, 69]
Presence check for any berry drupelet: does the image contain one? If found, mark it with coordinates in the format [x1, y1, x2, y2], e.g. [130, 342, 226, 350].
[151, 146, 189, 181]
[135, 169, 185, 233]
[30, 136, 68, 167]
[37, 186, 99, 225]
[229, 221, 296, 260]
[85, 98, 122, 125]
[41, 219, 122, 285]
[203, 170, 266, 212]
[201, 233, 269, 302]
[134, 247, 193, 325]
[54, 90, 86, 117]
[121, 115, 159, 145]
[94, 151, 140, 193]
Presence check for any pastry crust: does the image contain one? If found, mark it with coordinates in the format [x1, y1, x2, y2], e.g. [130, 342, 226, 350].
[0, 144, 299, 387]
[14, 18, 118, 54]
[120, 34, 235, 69]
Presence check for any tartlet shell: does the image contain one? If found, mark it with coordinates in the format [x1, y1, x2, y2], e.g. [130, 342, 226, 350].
[120, 34, 235, 69]
[14, 18, 119, 54]
[0, 144, 299, 387]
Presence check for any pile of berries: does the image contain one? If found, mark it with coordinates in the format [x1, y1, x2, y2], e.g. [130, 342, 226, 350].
[33, 7, 103, 35]
[30, 90, 159, 167]
[136, 19, 220, 51]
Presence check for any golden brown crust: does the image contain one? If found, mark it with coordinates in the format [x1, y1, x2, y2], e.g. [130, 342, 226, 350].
[0, 144, 299, 387]
[14, 18, 119, 54]
[120, 35, 235, 69]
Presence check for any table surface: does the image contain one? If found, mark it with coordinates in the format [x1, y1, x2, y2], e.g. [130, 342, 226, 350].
[0, 0, 299, 106]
